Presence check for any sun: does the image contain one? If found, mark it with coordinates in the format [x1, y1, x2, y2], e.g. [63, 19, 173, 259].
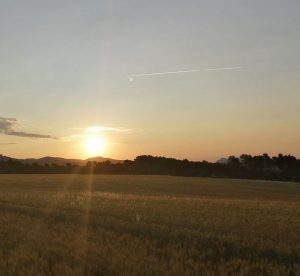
[84, 136, 106, 156]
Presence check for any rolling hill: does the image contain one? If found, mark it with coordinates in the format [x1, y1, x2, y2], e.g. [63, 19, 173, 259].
[0, 154, 123, 166]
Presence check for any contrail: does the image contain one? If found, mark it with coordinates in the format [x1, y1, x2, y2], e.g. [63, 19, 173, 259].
[129, 66, 242, 81]
[204, 66, 242, 71]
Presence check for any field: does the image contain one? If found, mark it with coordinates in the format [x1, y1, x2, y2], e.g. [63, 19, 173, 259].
[0, 175, 299, 275]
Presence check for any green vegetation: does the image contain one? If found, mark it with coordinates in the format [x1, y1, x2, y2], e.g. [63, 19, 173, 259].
[0, 175, 299, 275]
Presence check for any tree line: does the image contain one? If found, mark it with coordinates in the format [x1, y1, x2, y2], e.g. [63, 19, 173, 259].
[0, 154, 300, 181]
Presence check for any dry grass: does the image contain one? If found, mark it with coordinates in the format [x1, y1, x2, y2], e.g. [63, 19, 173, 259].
[0, 175, 299, 275]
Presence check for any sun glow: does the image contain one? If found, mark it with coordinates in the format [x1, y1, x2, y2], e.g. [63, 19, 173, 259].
[84, 136, 106, 156]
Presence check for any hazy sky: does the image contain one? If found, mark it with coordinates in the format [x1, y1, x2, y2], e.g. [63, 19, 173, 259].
[0, 0, 299, 160]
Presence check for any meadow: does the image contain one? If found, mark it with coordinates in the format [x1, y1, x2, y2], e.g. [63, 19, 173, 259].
[0, 175, 299, 275]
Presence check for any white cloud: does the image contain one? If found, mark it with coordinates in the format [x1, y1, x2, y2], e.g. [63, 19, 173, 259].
[70, 126, 132, 133]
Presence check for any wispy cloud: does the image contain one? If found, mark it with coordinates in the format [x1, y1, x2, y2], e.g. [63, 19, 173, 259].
[85, 126, 132, 133]
[71, 126, 132, 133]
[0, 117, 57, 139]
[129, 66, 242, 81]
[64, 126, 131, 143]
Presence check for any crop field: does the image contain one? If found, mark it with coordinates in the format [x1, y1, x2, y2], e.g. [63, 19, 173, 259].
[0, 175, 299, 275]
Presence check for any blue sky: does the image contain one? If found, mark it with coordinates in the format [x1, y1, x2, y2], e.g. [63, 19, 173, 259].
[0, 0, 299, 160]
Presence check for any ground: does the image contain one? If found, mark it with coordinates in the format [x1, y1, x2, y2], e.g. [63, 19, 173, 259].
[0, 175, 299, 275]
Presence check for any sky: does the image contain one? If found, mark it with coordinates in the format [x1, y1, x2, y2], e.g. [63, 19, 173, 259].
[0, 0, 299, 161]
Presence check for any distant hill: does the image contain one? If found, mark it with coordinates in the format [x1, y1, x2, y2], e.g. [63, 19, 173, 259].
[0, 154, 123, 166]
[216, 158, 229, 164]
[0, 155, 13, 162]
[85, 156, 123, 164]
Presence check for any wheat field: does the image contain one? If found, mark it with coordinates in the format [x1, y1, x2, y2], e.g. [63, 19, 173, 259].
[0, 175, 299, 275]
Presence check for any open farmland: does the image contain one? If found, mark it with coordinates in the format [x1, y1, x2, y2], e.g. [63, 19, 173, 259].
[0, 175, 299, 275]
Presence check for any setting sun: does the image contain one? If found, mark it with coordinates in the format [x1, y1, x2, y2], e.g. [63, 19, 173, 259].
[84, 136, 106, 156]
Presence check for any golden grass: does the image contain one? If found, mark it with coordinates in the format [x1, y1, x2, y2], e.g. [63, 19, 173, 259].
[0, 175, 299, 275]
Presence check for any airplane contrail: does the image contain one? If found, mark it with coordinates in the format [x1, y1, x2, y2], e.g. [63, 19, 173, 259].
[129, 66, 242, 81]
